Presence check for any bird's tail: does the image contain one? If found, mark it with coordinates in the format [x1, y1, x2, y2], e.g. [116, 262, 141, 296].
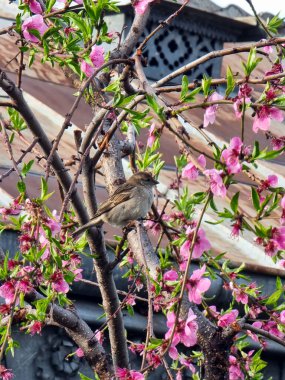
[72, 217, 102, 238]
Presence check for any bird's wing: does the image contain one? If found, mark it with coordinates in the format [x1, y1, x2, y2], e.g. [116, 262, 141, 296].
[91, 183, 135, 219]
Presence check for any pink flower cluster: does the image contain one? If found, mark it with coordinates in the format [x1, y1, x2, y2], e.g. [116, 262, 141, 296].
[0, 279, 32, 305]
[221, 137, 251, 174]
[81, 46, 105, 77]
[229, 355, 244, 380]
[22, 15, 48, 43]
[0, 366, 14, 380]
[253, 105, 284, 133]
[116, 368, 144, 380]
[186, 265, 211, 304]
[204, 169, 227, 198]
[182, 154, 206, 181]
[256, 226, 285, 257]
[165, 308, 198, 359]
[180, 228, 211, 265]
[233, 83, 252, 119]
[203, 92, 223, 128]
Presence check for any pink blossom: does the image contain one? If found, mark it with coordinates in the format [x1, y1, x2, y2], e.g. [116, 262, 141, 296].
[176, 371, 182, 380]
[0, 282, 15, 304]
[165, 308, 198, 357]
[163, 269, 178, 281]
[203, 92, 223, 127]
[125, 294, 136, 306]
[231, 218, 243, 238]
[17, 279, 32, 294]
[272, 227, 285, 250]
[147, 123, 156, 147]
[271, 136, 285, 150]
[233, 84, 252, 118]
[116, 368, 144, 380]
[144, 219, 161, 236]
[280, 310, 285, 324]
[46, 211, 61, 235]
[0, 305, 11, 315]
[0, 366, 14, 380]
[204, 169, 226, 197]
[19, 234, 33, 253]
[186, 265, 211, 304]
[221, 137, 243, 174]
[133, 0, 154, 14]
[75, 348, 85, 357]
[29, 321, 43, 335]
[182, 154, 206, 180]
[261, 40, 273, 54]
[80, 60, 95, 77]
[253, 106, 284, 133]
[179, 357, 196, 373]
[51, 271, 69, 293]
[90, 45, 104, 68]
[230, 283, 248, 304]
[218, 309, 238, 327]
[229, 356, 244, 380]
[39, 234, 50, 260]
[233, 96, 251, 119]
[180, 228, 211, 265]
[22, 15, 48, 43]
[28, 0, 42, 14]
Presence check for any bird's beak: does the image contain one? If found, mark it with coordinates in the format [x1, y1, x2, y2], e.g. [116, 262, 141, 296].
[153, 178, 159, 185]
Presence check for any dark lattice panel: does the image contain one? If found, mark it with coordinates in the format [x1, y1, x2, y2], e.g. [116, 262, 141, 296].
[126, 6, 241, 84]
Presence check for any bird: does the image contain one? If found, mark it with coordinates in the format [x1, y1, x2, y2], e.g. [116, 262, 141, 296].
[72, 171, 159, 237]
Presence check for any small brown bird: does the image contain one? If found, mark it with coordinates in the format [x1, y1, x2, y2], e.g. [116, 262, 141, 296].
[72, 171, 159, 237]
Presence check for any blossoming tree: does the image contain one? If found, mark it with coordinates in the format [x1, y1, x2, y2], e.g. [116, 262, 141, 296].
[0, 0, 285, 379]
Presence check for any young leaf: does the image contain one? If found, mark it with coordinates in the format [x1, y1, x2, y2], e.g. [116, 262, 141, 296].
[251, 187, 260, 212]
[230, 191, 240, 214]
[225, 66, 235, 97]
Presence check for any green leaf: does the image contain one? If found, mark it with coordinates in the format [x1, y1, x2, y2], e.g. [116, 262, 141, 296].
[242, 47, 263, 76]
[225, 66, 235, 97]
[251, 187, 260, 211]
[276, 276, 283, 290]
[182, 86, 201, 102]
[180, 75, 189, 100]
[28, 50, 35, 68]
[27, 28, 41, 41]
[252, 141, 260, 159]
[202, 75, 212, 96]
[265, 289, 283, 305]
[146, 94, 166, 121]
[230, 191, 240, 214]
[40, 177, 48, 200]
[22, 160, 34, 178]
[17, 181, 26, 194]
[79, 373, 94, 380]
[267, 13, 284, 34]
[272, 95, 285, 107]
[255, 147, 285, 160]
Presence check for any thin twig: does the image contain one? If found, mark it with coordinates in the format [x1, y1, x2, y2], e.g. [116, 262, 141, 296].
[137, 0, 189, 52]
[160, 193, 211, 358]
[45, 58, 133, 180]
[0, 137, 39, 182]
[243, 323, 285, 348]
[59, 115, 106, 220]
